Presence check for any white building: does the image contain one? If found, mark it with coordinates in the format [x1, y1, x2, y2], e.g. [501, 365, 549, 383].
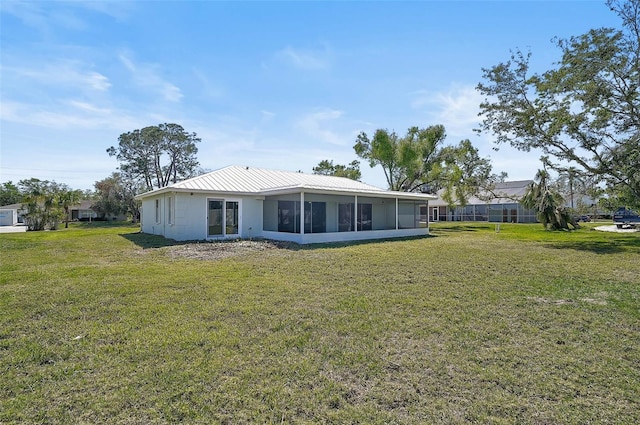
[136, 165, 436, 244]
[429, 180, 538, 223]
[0, 208, 18, 226]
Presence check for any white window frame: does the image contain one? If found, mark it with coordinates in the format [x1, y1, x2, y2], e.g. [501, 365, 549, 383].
[206, 198, 242, 239]
[155, 199, 161, 224]
[167, 196, 174, 225]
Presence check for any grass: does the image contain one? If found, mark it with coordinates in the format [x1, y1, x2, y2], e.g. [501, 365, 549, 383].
[1, 221, 639, 424]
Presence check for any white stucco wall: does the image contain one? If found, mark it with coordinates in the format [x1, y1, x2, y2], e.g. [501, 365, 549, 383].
[263, 227, 429, 244]
[140, 192, 264, 241]
[0, 209, 18, 226]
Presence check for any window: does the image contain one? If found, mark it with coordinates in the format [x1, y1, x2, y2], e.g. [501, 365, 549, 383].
[357, 203, 372, 231]
[338, 203, 354, 232]
[208, 199, 240, 237]
[304, 201, 326, 233]
[167, 196, 174, 225]
[277, 200, 326, 233]
[278, 201, 299, 233]
[226, 201, 239, 235]
[155, 199, 160, 223]
[208, 200, 223, 236]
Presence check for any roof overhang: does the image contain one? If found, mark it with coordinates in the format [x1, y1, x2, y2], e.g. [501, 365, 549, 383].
[136, 185, 436, 201]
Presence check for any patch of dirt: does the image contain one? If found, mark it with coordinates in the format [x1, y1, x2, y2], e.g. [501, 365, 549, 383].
[527, 296, 607, 306]
[165, 239, 296, 261]
[594, 225, 639, 233]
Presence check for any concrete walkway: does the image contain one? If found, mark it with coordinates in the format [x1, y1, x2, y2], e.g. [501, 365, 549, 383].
[594, 225, 639, 233]
[0, 225, 27, 233]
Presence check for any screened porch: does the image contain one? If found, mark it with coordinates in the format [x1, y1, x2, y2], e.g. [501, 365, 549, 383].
[261, 191, 428, 243]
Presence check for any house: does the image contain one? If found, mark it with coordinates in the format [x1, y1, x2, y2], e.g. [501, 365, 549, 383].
[135, 165, 436, 244]
[429, 180, 538, 223]
[71, 200, 99, 221]
[0, 208, 19, 226]
[0, 203, 25, 225]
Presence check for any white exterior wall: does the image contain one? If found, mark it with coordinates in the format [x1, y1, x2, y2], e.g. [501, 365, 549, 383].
[240, 197, 264, 239]
[263, 227, 428, 244]
[0, 209, 18, 226]
[140, 192, 265, 241]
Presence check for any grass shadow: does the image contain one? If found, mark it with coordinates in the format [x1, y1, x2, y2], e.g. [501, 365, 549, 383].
[546, 235, 640, 254]
[428, 224, 489, 235]
[120, 232, 186, 249]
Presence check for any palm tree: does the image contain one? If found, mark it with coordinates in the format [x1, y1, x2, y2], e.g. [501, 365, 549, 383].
[59, 188, 83, 228]
[521, 169, 578, 230]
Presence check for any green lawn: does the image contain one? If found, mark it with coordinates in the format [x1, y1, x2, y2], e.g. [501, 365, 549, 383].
[1, 222, 639, 424]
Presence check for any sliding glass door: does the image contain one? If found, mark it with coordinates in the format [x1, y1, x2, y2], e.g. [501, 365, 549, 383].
[208, 199, 239, 238]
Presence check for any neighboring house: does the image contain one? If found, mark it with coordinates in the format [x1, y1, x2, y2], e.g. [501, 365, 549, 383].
[0, 208, 19, 226]
[71, 200, 99, 221]
[135, 165, 436, 244]
[0, 203, 25, 225]
[429, 180, 538, 223]
[70, 200, 127, 221]
[0, 201, 126, 226]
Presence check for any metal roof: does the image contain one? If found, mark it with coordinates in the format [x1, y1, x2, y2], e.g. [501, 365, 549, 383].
[430, 180, 533, 206]
[137, 165, 436, 200]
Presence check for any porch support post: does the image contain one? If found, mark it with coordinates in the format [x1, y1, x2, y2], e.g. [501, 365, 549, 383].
[300, 192, 305, 235]
[354, 195, 358, 232]
[395, 197, 399, 230]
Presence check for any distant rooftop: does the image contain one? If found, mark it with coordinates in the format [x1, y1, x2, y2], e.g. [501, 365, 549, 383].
[430, 180, 533, 206]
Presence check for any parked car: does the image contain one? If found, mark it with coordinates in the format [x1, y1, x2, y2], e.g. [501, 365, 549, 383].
[575, 215, 591, 222]
[612, 207, 640, 229]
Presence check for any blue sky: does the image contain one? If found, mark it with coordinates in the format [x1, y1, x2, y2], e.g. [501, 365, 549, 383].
[0, 0, 621, 191]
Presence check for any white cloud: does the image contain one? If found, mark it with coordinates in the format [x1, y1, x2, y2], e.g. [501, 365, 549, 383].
[192, 68, 224, 99]
[295, 108, 346, 146]
[119, 53, 183, 102]
[276, 45, 331, 70]
[0, 1, 133, 31]
[0, 100, 141, 131]
[3, 61, 111, 92]
[411, 84, 483, 140]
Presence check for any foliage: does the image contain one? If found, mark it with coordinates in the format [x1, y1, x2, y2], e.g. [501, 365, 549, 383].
[476, 0, 640, 210]
[0, 181, 22, 206]
[0, 223, 638, 423]
[312, 159, 362, 180]
[17, 178, 65, 231]
[93, 172, 143, 223]
[521, 169, 578, 230]
[354, 126, 497, 205]
[437, 139, 497, 207]
[57, 187, 83, 229]
[107, 123, 201, 191]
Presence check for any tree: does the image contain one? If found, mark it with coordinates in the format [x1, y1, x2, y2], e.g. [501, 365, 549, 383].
[312, 160, 362, 180]
[436, 139, 496, 207]
[354, 125, 497, 206]
[476, 0, 640, 210]
[58, 186, 83, 228]
[554, 167, 585, 210]
[107, 123, 201, 191]
[0, 181, 22, 206]
[93, 172, 143, 223]
[521, 168, 579, 230]
[18, 178, 65, 231]
[354, 126, 445, 192]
